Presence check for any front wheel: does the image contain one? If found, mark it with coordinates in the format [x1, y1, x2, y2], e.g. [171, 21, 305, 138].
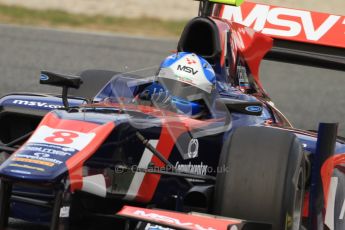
[50, 190, 71, 230]
[50, 189, 84, 230]
[214, 126, 306, 230]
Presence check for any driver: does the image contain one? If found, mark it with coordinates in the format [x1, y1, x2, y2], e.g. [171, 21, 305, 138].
[137, 52, 216, 118]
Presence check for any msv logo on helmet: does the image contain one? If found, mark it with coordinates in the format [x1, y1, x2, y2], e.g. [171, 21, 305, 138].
[177, 65, 199, 75]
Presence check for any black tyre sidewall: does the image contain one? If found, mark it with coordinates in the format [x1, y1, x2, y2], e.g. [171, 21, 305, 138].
[214, 127, 306, 230]
[282, 138, 306, 230]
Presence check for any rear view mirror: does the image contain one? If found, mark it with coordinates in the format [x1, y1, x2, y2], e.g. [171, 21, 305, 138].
[40, 71, 82, 89]
[40, 71, 83, 108]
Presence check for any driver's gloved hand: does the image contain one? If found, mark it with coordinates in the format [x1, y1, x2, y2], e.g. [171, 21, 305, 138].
[138, 82, 204, 117]
[138, 82, 175, 111]
[139, 82, 170, 103]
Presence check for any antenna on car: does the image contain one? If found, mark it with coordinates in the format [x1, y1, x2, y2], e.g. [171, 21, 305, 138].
[196, 0, 244, 17]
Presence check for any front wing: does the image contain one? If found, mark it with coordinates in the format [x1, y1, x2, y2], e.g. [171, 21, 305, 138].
[117, 206, 271, 230]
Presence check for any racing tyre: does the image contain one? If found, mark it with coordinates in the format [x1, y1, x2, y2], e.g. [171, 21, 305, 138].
[51, 190, 86, 230]
[214, 126, 306, 230]
[50, 190, 85, 230]
[51, 190, 71, 230]
[70, 70, 120, 100]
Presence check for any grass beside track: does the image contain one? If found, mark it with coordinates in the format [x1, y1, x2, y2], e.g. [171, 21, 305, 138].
[0, 4, 187, 38]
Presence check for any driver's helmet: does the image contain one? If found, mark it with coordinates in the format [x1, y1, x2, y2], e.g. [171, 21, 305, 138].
[141, 52, 216, 117]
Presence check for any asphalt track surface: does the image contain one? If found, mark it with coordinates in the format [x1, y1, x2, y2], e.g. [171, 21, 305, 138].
[0, 23, 344, 229]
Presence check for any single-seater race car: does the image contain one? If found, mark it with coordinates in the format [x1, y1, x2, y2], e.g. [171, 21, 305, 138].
[0, 0, 344, 229]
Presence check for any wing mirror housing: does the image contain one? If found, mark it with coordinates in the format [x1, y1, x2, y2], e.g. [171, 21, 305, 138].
[40, 71, 82, 89]
[40, 71, 83, 108]
[216, 98, 263, 116]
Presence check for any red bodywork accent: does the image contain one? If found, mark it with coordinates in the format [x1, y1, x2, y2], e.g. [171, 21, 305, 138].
[35, 112, 115, 191]
[117, 206, 241, 230]
[217, 2, 345, 49]
[300, 153, 345, 218]
[65, 122, 114, 191]
[211, 16, 273, 90]
[321, 153, 345, 209]
[130, 111, 220, 202]
[94, 103, 223, 202]
[38, 112, 100, 132]
[212, 18, 228, 67]
[135, 117, 211, 202]
[303, 192, 310, 217]
[231, 21, 273, 88]
[135, 125, 182, 203]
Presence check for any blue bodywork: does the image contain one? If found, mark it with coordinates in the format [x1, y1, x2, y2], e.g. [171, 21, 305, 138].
[0, 94, 85, 112]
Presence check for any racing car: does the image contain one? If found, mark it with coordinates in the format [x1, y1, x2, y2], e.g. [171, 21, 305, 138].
[0, 0, 344, 229]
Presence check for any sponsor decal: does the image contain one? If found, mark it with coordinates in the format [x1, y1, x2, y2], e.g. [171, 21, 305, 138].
[187, 139, 199, 159]
[33, 152, 50, 158]
[177, 65, 199, 75]
[9, 163, 45, 172]
[40, 74, 49, 81]
[12, 99, 63, 109]
[62, 147, 75, 152]
[119, 206, 241, 230]
[221, 2, 345, 48]
[13, 157, 55, 167]
[186, 58, 197, 65]
[23, 144, 73, 157]
[7, 143, 78, 175]
[237, 66, 249, 89]
[59, 206, 70, 218]
[245, 105, 262, 113]
[177, 76, 194, 85]
[15, 154, 63, 165]
[28, 126, 96, 151]
[10, 169, 31, 175]
[133, 210, 216, 230]
[175, 162, 208, 176]
[145, 223, 173, 230]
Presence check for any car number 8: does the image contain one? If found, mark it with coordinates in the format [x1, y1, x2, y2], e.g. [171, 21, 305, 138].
[45, 131, 79, 144]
